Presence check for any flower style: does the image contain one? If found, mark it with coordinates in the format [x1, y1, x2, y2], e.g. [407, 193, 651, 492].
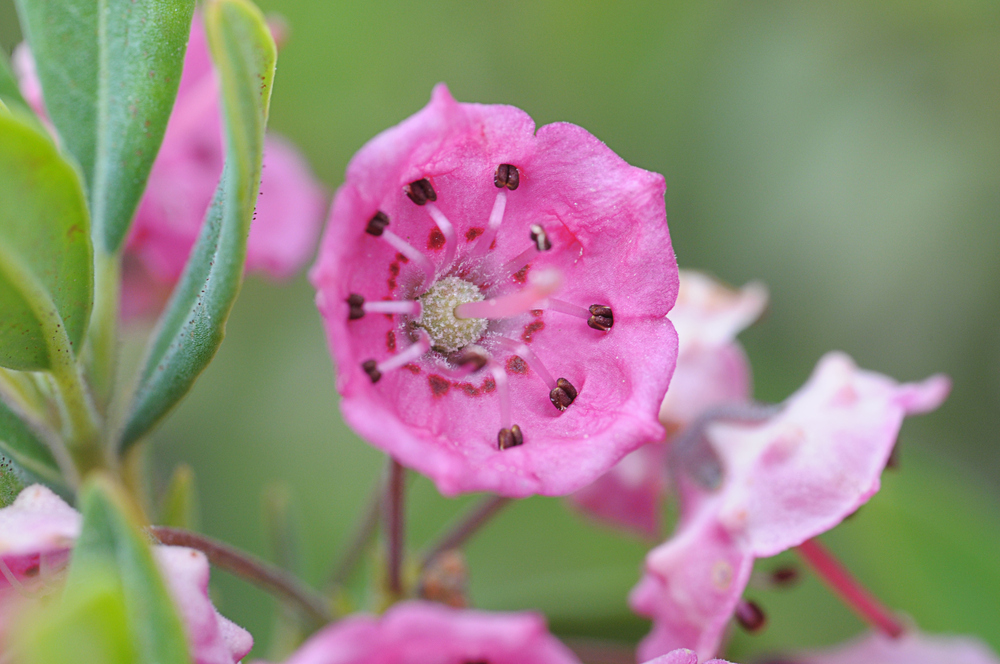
[629, 352, 950, 661]
[0, 485, 252, 664]
[13, 16, 327, 315]
[311, 84, 679, 497]
[251, 600, 581, 664]
[570, 271, 766, 536]
[789, 630, 1000, 664]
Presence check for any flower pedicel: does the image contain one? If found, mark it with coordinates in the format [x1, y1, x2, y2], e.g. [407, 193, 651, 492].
[312, 85, 679, 497]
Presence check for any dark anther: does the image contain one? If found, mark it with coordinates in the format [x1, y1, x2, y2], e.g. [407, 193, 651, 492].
[587, 304, 614, 331]
[734, 599, 767, 632]
[770, 565, 800, 587]
[549, 377, 578, 411]
[453, 346, 489, 372]
[362, 359, 382, 383]
[494, 163, 520, 190]
[366, 211, 390, 236]
[530, 224, 552, 251]
[347, 293, 365, 320]
[498, 424, 524, 450]
[405, 178, 437, 205]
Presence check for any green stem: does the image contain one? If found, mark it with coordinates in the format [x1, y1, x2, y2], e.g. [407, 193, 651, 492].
[84, 249, 121, 415]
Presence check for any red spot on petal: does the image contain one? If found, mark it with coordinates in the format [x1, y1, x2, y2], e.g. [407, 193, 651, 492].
[465, 227, 484, 242]
[522, 320, 545, 343]
[386, 330, 396, 352]
[389, 262, 400, 276]
[530, 309, 544, 317]
[428, 374, 451, 397]
[458, 382, 480, 396]
[513, 265, 529, 284]
[403, 363, 422, 374]
[506, 356, 528, 374]
[489, 238, 497, 250]
[388, 278, 397, 290]
[482, 376, 496, 393]
[428, 228, 446, 250]
[396, 253, 409, 263]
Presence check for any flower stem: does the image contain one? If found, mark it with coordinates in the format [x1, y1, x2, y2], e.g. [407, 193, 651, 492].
[796, 537, 904, 638]
[84, 250, 121, 415]
[326, 478, 382, 590]
[421, 495, 511, 570]
[383, 458, 406, 598]
[149, 526, 333, 627]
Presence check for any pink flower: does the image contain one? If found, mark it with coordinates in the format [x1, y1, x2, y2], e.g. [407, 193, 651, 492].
[311, 84, 679, 497]
[0, 485, 252, 664]
[569, 272, 767, 536]
[13, 17, 327, 316]
[642, 650, 735, 664]
[791, 630, 1000, 664]
[629, 352, 950, 661]
[251, 600, 580, 664]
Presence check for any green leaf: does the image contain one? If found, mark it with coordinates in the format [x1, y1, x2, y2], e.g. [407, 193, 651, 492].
[13, 0, 195, 253]
[0, 398, 61, 484]
[0, 113, 93, 371]
[15, 563, 139, 664]
[0, 452, 27, 506]
[159, 463, 199, 530]
[68, 475, 192, 664]
[121, 0, 276, 449]
[0, 49, 28, 110]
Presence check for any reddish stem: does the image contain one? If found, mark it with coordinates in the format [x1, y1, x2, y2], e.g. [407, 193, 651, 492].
[420, 495, 511, 570]
[383, 458, 406, 597]
[796, 538, 904, 638]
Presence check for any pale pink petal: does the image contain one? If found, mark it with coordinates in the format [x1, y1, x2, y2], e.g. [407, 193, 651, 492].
[0, 485, 79, 585]
[312, 84, 678, 497]
[794, 630, 1000, 664]
[669, 272, 767, 357]
[641, 649, 736, 664]
[254, 600, 580, 664]
[154, 546, 253, 664]
[11, 44, 45, 117]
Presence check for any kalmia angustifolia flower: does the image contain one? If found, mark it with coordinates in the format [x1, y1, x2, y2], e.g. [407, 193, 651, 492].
[788, 630, 1000, 664]
[570, 271, 767, 536]
[629, 352, 950, 660]
[0, 486, 252, 664]
[311, 84, 679, 497]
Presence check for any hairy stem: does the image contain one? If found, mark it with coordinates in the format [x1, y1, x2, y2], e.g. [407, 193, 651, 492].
[326, 478, 382, 590]
[421, 495, 511, 570]
[797, 537, 904, 638]
[149, 526, 333, 627]
[382, 458, 406, 598]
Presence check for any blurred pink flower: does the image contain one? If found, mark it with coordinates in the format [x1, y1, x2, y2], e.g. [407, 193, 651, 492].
[643, 649, 735, 664]
[792, 630, 1000, 664]
[252, 600, 580, 664]
[629, 352, 950, 661]
[0, 485, 252, 664]
[569, 271, 766, 536]
[13, 17, 327, 317]
[311, 84, 678, 497]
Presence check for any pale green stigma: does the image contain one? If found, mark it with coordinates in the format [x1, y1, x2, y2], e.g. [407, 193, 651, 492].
[418, 277, 488, 353]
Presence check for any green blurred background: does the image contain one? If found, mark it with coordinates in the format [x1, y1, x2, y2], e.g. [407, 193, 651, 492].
[3, 1, 999, 661]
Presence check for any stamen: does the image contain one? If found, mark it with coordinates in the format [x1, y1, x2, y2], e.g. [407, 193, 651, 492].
[405, 178, 437, 205]
[735, 599, 767, 632]
[361, 333, 432, 384]
[425, 203, 457, 270]
[364, 211, 437, 286]
[451, 345, 490, 376]
[455, 268, 561, 320]
[541, 299, 614, 331]
[498, 424, 523, 450]
[549, 378, 578, 411]
[500, 224, 553, 276]
[493, 337, 556, 390]
[770, 565, 800, 588]
[490, 362, 511, 431]
[366, 211, 390, 236]
[346, 294, 421, 320]
[470, 189, 507, 259]
[494, 163, 520, 190]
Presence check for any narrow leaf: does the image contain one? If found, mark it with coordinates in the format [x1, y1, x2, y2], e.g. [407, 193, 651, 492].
[0, 50, 29, 109]
[68, 475, 192, 664]
[0, 399, 61, 484]
[0, 114, 92, 371]
[14, 0, 195, 253]
[121, 0, 276, 448]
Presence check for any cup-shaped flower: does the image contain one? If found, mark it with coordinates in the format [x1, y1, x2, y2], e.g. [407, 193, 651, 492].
[0, 485, 252, 664]
[311, 85, 679, 497]
[13, 16, 327, 316]
[251, 600, 580, 664]
[569, 272, 766, 536]
[629, 352, 950, 660]
[791, 630, 1000, 664]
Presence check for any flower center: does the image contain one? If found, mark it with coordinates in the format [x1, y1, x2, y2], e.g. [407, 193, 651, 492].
[417, 276, 488, 353]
